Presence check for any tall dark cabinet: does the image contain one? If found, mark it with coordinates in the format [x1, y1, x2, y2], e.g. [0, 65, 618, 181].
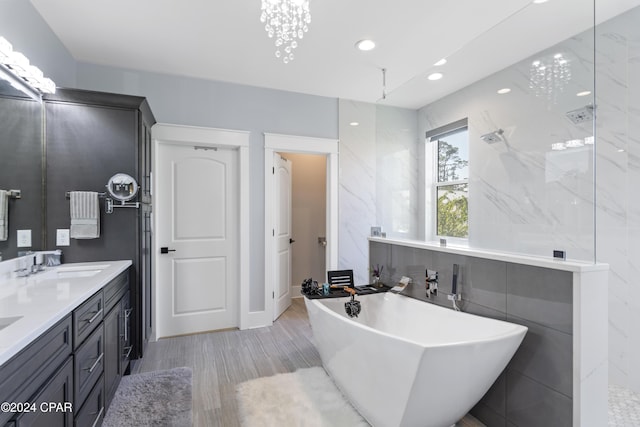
[43, 88, 155, 361]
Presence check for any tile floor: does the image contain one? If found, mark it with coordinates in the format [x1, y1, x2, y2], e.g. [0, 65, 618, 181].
[609, 384, 640, 426]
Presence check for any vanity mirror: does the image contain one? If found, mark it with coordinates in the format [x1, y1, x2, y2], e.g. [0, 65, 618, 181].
[0, 82, 44, 260]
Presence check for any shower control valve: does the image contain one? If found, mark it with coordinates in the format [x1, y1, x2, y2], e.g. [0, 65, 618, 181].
[426, 269, 438, 297]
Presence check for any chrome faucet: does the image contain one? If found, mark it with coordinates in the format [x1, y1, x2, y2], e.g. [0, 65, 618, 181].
[14, 252, 38, 277]
[426, 269, 438, 297]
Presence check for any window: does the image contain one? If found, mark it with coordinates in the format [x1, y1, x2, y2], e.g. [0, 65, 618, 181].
[427, 120, 469, 239]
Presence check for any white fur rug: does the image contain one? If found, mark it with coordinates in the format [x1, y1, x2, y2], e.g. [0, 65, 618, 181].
[236, 367, 369, 427]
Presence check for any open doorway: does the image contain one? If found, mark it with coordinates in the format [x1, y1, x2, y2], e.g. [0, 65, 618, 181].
[264, 133, 338, 325]
[280, 152, 327, 297]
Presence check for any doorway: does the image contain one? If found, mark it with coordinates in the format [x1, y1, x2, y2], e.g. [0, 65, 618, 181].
[280, 152, 327, 297]
[264, 133, 338, 324]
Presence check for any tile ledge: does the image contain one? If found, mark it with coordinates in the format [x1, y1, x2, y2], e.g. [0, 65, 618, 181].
[368, 237, 609, 273]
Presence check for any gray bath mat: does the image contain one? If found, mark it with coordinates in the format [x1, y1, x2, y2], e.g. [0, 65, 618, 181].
[103, 367, 192, 427]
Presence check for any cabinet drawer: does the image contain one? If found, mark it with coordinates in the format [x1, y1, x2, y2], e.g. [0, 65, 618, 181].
[74, 375, 104, 427]
[74, 324, 104, 408]
[0, 316, 72, 426]
[103, 270, 129, 314]
[73, 291, 103, 348]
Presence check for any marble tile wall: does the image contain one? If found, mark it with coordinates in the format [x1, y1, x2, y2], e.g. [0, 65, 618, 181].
[370, 240, 574, 427]
[338, 100, 418, 284]
[339, 5, 640, 395]
[415, 6, 640, 394]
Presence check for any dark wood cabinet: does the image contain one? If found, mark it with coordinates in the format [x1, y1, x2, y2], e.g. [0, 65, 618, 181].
[13, 357, 73, 427]
[0, 317, 72, 426]
[103, 271, 132, 408]
[44, 89, 156, 361]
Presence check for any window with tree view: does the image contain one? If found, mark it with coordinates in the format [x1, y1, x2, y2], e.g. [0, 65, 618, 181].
[434, 127, 468, 238]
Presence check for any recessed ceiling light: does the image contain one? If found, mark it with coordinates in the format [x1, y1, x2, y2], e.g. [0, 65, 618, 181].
[349, 122, 359, 126]
[577, 91, 592, 97]
[434, 58, 447, 66]
[533, 0, 549, 4]
[355, 40, 376, 51]
[427, 72, 443, 81]
[497, 88, 511, 94]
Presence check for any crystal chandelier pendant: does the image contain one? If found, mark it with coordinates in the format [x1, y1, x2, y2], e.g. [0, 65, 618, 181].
[260, 0, 311, 63]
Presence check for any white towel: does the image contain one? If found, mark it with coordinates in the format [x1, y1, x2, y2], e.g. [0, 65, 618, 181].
[0, 190, 8, 242]
[70, 191, 100, 239]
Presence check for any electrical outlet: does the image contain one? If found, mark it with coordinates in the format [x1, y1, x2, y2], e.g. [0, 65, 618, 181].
[56, 229, 70, 246]
[17, 229, 32, 247]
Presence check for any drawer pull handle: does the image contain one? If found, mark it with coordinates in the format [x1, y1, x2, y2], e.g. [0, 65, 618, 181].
[90, 407, 104, 427]
[85, 352, 104, 374]
[123, 308, 132, 342]
[86, 308, 103, 324]
[123, 345, 133, 359]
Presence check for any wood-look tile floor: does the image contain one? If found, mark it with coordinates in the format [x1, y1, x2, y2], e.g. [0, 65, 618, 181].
[133, 298, 484, 427]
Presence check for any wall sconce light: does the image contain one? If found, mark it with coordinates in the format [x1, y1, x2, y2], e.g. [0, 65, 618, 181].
[0, 36, 56, 101]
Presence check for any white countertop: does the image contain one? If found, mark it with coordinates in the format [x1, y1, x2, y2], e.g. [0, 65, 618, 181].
[0, 260, 132, 366]
[369, 237, 609, 273]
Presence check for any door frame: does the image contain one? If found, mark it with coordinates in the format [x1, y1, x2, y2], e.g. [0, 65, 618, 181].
[264, 133, 339, 324]
[152, 123, 251, 340]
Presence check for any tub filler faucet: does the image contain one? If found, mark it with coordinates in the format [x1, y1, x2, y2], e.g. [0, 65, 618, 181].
[426, 269, 438, 297]
[447, 264, 461, 311]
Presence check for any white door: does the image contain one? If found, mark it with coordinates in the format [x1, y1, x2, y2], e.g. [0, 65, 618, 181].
[274, 154, 293, 320]
[156, 143, 239, 338]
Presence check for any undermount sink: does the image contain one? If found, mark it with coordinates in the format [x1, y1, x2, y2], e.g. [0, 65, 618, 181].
[27, 264, 111, 281]
[56, 264, 111, 273]
[0, 316, 23, 331]
[56, 270, 103, 279]
[54, 264, 110, 278]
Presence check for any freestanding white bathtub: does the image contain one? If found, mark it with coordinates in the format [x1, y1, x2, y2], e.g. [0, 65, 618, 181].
[305, 292, 527, 427]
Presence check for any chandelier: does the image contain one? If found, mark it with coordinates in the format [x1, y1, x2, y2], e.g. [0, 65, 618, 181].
[529, 52, 571, 102]
[260, 0, 311, 64]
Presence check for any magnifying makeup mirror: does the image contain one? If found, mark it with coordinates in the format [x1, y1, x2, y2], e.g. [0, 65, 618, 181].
[106, 173, 138, 202]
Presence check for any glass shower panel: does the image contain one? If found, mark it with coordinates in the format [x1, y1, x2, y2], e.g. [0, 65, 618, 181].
[379, 0, 602, 263]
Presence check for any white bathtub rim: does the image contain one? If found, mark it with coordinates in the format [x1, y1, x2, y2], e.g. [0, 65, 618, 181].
[305, 293, 528, 349]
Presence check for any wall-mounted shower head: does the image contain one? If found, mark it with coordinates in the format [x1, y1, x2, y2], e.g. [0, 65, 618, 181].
[566, 105, 594, 124]
[480, 129, 504, 144]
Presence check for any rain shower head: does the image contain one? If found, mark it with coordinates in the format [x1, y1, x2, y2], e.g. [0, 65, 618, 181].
[480, 129, 504, 144]
[566, 105, 594, 124]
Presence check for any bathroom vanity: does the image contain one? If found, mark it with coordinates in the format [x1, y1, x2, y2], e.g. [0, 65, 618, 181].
[0, 260, 132, 426]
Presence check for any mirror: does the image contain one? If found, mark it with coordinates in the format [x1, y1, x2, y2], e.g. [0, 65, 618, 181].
[0, 81, 43, 260]
[106, 173, 139, 202]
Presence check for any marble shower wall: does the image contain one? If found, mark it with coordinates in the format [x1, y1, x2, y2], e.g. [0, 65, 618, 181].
[417, 6, 640, 392]
[418, 29, 596, 261]
[593, 7, 640, 392]
[338, 100, 418, 284]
